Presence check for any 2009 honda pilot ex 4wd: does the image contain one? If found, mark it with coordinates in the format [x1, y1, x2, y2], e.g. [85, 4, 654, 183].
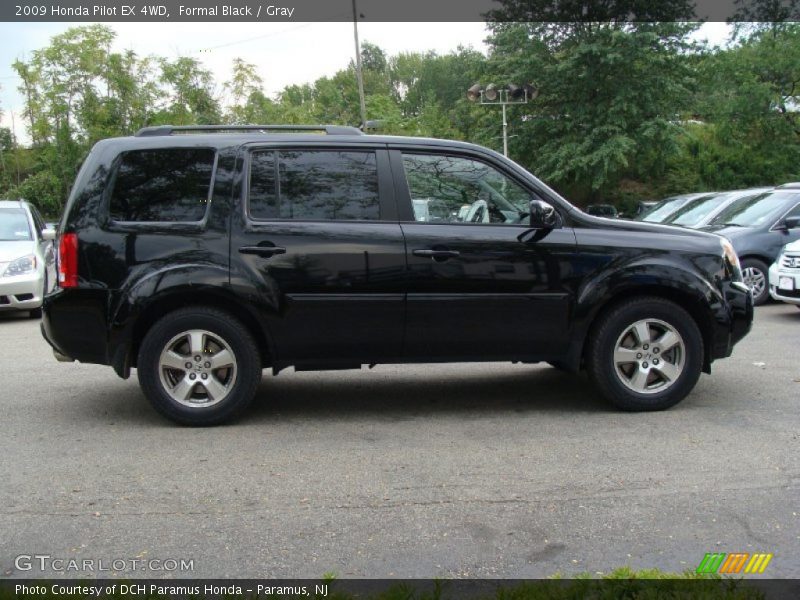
[41, 125, 753, 425]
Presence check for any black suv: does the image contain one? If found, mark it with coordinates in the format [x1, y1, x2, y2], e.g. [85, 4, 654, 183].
[41, 125, 753, 425]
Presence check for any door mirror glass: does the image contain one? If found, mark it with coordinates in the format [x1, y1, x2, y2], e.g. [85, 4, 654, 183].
[529, 199, 559, 229]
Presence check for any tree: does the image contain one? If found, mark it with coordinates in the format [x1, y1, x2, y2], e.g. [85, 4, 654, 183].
[485, 21, 699, 201]
[157, 56, 221, 125]
[224, 58, 264, 123]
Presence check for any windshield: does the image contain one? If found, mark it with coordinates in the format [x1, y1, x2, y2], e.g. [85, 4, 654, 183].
[637, 196, 692, 222]
[708, 191, 800, 228]
[663, 193, 722, 226]
[0, 208, 32, 241]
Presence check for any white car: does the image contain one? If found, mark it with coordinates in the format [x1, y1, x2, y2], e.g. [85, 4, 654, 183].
[769, 239, 800, 308]
[0, 199, 57, 318]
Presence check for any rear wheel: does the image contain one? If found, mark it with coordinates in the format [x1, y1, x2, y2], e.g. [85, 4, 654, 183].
[741, 258, 769, 306]
[137, 307, 262, 425]
[586, 297, 703, 411]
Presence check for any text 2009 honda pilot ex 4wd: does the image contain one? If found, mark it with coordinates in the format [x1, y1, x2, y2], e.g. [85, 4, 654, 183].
[41, 125, 753, 425]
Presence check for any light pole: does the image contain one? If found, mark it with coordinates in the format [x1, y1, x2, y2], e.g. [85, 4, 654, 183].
[467, 83, 537, 157]
[352, 0, 367, 129]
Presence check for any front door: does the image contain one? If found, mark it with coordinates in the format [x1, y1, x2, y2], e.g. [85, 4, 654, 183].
[391, 149, 577, 360]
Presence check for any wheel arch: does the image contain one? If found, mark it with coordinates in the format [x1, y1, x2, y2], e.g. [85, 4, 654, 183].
[578, 285, 716, 374]
[112, 289, 275, 377]
[738, 253, 773, 266]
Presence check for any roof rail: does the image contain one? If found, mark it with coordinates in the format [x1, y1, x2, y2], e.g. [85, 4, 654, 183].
[135, 124, 364, 137]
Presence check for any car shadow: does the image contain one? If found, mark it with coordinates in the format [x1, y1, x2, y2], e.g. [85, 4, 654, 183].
[770, 305, 800, 321]
[0, 312, 36, 323]
[65, 365, 610, 428]
[245, 365, 607, 423]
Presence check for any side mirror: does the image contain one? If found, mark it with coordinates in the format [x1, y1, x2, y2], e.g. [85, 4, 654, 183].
[529, 199, 559, 229]
[784, 216, 800, 230]
[41, 228, 56, 241]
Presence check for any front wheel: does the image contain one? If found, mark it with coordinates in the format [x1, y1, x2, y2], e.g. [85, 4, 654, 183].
[586, 297, 703, 411]
[741, 258, 769, 306]
[137, 307, 262, 425]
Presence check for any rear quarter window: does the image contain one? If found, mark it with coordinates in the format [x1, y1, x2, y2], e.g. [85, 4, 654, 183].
[109, 148, 216, 222]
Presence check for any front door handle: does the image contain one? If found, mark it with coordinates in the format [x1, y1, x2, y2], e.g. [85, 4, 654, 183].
[238, 245, 287, 257]
[413, 249, 461, 260]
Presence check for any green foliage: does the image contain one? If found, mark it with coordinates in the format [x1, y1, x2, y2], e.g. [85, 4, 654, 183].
[485, 22, 700, 201]
[8, 169, 61, 215]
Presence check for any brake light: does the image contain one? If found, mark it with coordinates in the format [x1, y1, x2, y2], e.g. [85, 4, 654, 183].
[58, 233, 78, 288]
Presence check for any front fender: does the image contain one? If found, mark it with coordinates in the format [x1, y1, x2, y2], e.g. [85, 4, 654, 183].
[564, 255, 728, 372]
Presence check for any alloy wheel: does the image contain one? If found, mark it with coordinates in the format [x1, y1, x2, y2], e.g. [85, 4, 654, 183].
[157, 329, 238, 407]
[613, 318, 685, 395]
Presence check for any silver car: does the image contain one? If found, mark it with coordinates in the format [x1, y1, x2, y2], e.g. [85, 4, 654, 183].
[0, 199, 57, 318]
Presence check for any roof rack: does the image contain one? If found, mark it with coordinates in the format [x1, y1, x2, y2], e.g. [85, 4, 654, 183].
[135, 124, 364, 137]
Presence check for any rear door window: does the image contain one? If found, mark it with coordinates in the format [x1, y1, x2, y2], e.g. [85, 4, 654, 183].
[248, 149, 380, 221]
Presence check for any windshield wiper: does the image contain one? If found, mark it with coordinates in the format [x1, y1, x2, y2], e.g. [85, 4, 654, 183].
[721, 222, 744, 227]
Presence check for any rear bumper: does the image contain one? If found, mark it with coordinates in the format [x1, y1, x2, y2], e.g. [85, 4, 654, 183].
[40, 287, 110, 365]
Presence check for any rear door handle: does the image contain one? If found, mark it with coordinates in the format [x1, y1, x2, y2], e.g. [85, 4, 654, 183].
[413, 249, 460, 260]
[238, 245, 287, 257]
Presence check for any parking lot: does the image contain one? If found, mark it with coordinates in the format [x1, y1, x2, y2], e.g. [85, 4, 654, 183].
[1, 304, 798, 579]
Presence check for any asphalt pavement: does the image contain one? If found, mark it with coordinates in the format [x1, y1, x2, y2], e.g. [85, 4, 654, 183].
[1, 304, 798, 579]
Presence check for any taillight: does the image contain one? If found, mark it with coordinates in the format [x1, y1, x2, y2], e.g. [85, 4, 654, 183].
[58, 233, 78, 288]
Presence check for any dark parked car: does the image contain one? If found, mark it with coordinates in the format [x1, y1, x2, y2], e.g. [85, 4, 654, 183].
[702, 185, 800, 305]
[41, 125, 753, 425]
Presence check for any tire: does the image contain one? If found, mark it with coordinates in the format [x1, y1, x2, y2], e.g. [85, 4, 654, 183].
[586, 297, 704, 411]
[137, 307, 262, 426]
[30, 273, 46, 318]
[741, 258, 769, 306]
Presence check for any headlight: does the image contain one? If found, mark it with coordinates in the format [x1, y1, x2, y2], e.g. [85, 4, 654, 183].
[720, 239, 742, 280]
[3, 254, 37, 277]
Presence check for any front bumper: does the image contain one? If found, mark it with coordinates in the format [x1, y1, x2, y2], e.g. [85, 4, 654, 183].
[768, 262, 800, 306]
[710, 280, 753, 362]
[0, 271, 43, 311]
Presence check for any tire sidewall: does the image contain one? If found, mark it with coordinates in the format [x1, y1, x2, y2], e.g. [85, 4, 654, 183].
[137, 309, 260, 425]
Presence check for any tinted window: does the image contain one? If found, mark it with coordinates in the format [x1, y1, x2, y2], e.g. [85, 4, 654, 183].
[109, 148, 215, 222]
[0, 208, 32, 241]
[249, 150, 379, 221]
[402, 153, 530, 225]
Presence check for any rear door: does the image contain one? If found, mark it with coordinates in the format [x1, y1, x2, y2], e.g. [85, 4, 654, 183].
[390, 147, 577, 360]
[231, 142, 406, 365]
